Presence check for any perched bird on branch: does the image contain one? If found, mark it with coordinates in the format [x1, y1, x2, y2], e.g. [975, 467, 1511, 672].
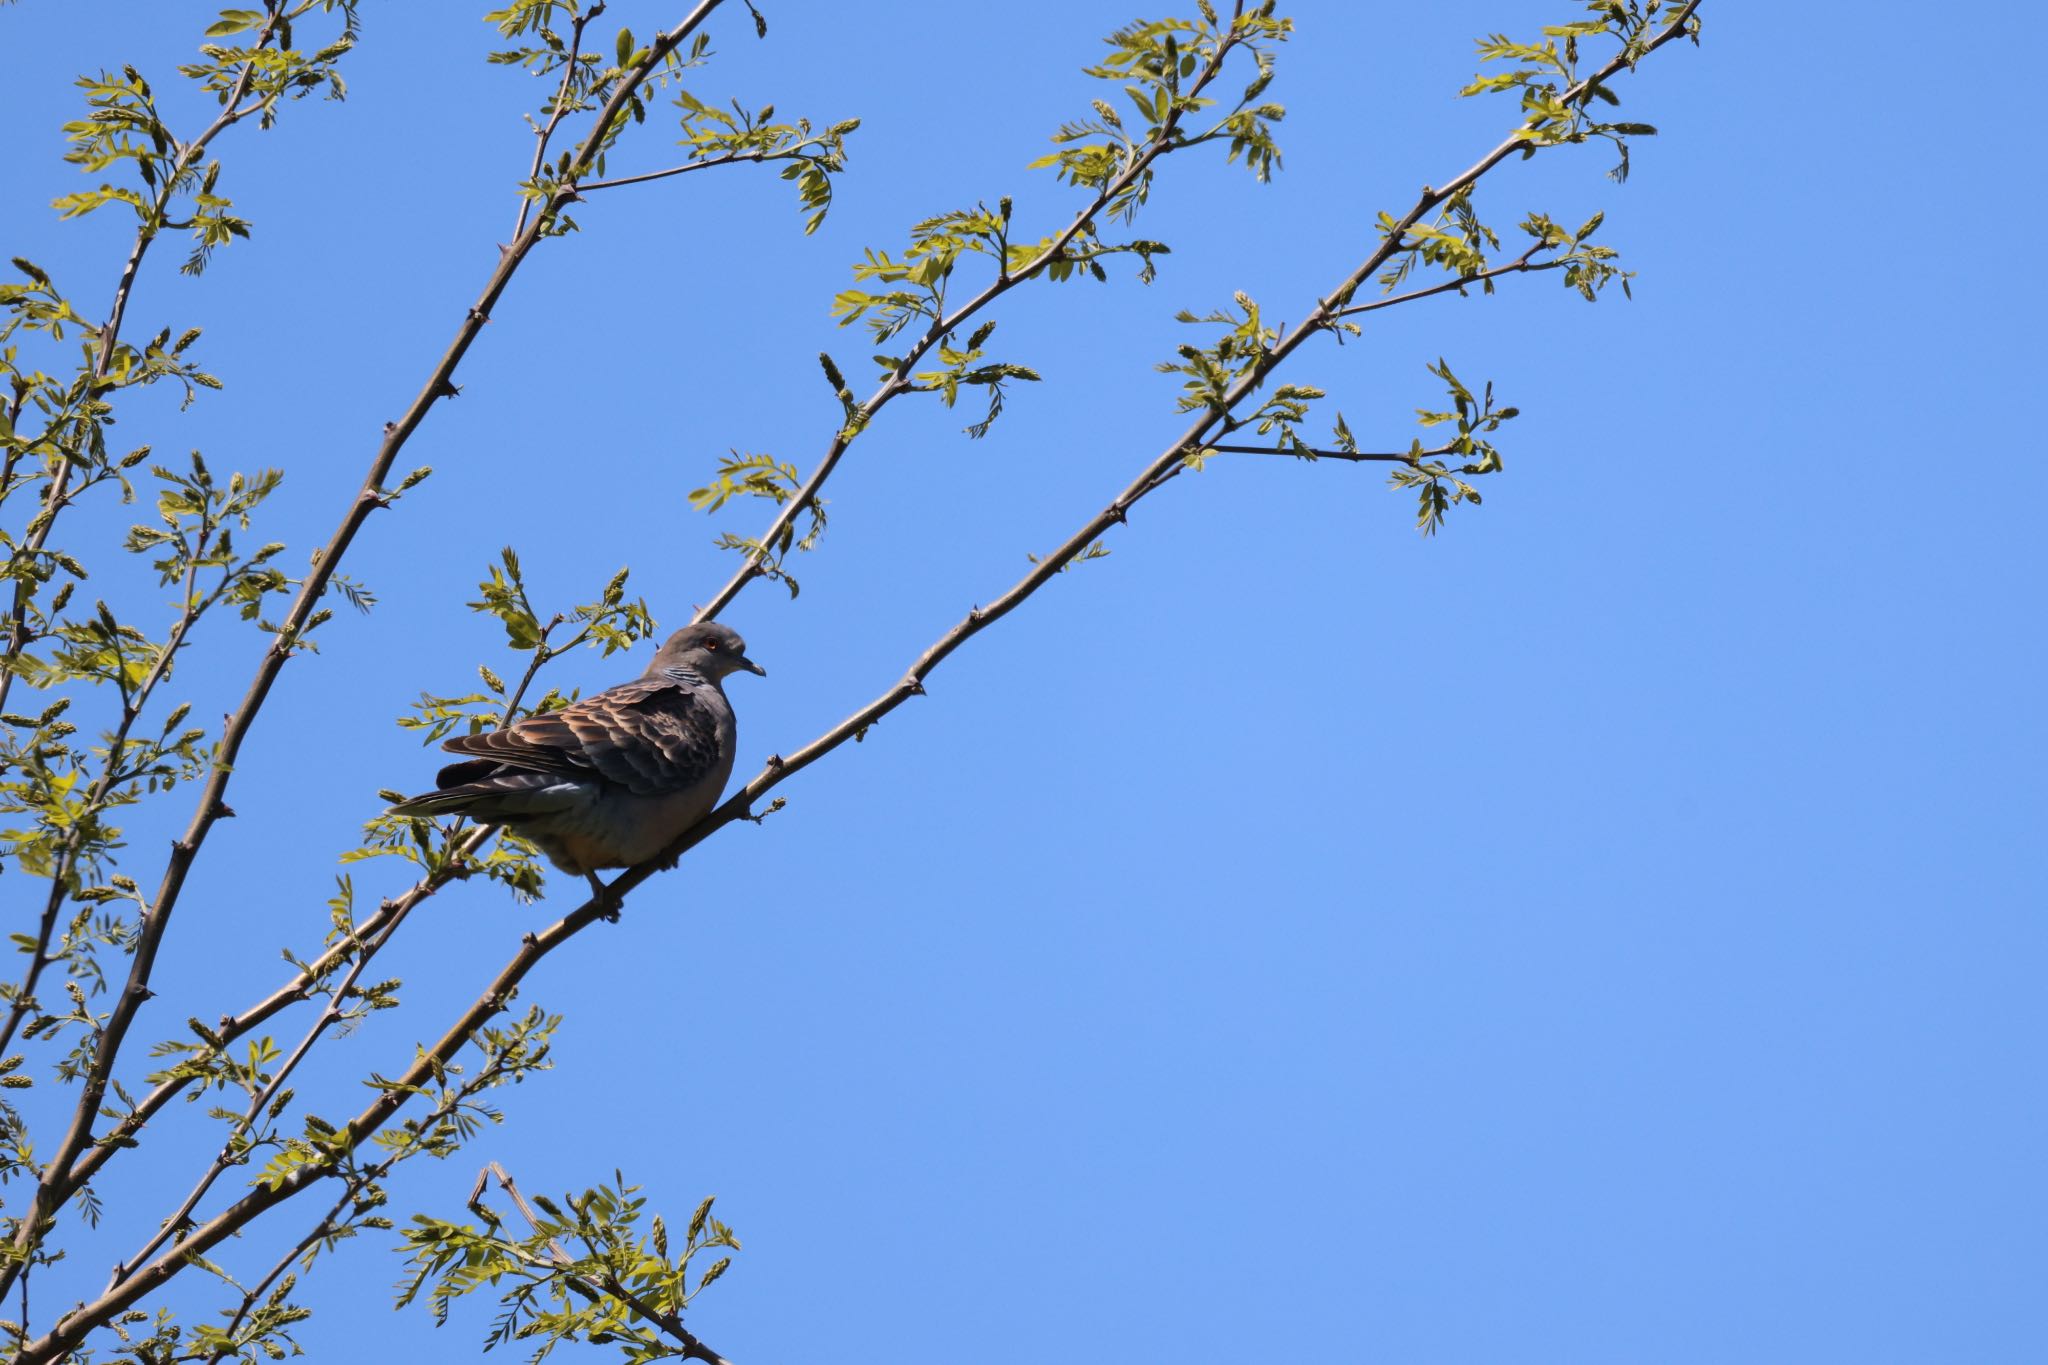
[389, 623, 764, 902]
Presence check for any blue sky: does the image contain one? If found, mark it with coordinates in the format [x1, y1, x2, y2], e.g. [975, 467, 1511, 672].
[1, 1, 2041, 1361]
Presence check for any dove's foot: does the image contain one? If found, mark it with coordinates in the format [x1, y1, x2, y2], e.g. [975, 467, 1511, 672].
[585, 872, 623, 922]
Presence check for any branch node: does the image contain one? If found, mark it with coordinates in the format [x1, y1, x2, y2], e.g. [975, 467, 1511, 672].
[739, 797, 787, 825]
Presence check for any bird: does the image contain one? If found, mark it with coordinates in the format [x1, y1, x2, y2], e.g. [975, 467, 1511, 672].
[388, 622, 764, 906]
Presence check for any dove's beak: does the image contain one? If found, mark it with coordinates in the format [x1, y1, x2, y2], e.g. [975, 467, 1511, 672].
[738, 656, 767, 677]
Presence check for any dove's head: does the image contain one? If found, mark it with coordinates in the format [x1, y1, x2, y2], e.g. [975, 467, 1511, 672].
[649, 622, 766, 683]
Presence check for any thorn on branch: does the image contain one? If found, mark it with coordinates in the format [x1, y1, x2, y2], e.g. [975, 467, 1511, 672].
[763, 753, 785, 769]
[214, 802, 236, 820]
[468, 308, 491, 323]
[433, 380, 461, 401]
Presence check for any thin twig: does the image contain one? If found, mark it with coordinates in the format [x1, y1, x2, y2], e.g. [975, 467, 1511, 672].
[579, 141, 816, 192]
[1205, 441, 1455, 464]
[1331, 242, 1561, 319]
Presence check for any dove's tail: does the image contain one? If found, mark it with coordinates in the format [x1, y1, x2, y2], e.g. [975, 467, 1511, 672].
[386, 766, 589, 822]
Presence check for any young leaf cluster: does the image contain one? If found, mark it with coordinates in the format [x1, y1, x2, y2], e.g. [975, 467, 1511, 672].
[1034, 2, 1294, 217]
[1389, 361, 1518, 536]
[400, 1173, 741, 1364]
[671, 90, 858, 234]
[1459, 0, 1694, 182]
[61, 3, 358, 274]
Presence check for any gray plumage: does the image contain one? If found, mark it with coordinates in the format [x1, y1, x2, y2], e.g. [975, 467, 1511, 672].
[389, 623, 764, 879]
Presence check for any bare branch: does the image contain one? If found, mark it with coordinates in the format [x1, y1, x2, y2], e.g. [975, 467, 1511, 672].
[579, 140, 823, 192]
[1330, 242, 1562, 319]
[1205, 441, 1457, 464]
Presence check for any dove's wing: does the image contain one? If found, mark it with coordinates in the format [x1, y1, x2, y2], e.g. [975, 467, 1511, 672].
[437, 677, 726, 797]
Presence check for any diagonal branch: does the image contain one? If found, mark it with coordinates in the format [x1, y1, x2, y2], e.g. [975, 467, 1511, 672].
[579, 137, 830, 193]
[1331, 241, 1563, 318]
[1206, 440, 1459, 464]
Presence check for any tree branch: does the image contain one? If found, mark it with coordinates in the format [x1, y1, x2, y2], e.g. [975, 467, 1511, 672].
[578, 141, 816, 192]
[1205, 440, 1458, 464]
[1331, 241, 1562, 318]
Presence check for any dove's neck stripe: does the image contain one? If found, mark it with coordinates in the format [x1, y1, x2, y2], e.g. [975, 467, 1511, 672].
[662, 666, 710, 687]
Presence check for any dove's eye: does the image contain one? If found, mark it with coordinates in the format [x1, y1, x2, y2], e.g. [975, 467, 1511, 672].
[704, 638, 722, 650]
